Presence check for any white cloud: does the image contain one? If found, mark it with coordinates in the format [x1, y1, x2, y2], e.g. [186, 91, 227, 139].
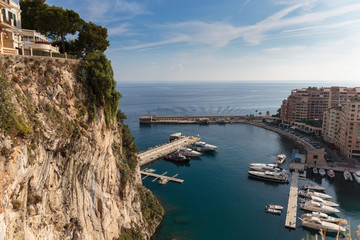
[108, 23, 133, 36]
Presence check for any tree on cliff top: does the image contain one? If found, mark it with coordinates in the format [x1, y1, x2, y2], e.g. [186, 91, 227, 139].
[19, 0, 47, 31]
[75, 22, 110, 58]
[37, 6, 83, 52]
[83, 51, 121, 127]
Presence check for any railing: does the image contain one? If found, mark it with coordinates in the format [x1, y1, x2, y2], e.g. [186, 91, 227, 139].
[23, 42, 60, 53]
[0, 47, 17, 55]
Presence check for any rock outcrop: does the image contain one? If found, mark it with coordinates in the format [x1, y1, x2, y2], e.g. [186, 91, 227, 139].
[0, 55, 163, 240]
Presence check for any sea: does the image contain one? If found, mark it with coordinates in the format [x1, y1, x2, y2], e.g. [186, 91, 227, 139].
[117, 82, 360, 240]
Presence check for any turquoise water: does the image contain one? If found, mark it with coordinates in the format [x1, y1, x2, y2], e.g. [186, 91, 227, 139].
[117, 82, 360, 240]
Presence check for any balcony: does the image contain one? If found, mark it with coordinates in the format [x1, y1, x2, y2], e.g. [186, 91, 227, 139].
[0, 12, 15, 29]
[0, 0, 11, 9]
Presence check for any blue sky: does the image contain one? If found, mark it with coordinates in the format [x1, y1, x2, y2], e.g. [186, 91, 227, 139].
[46, 0, 360, 83]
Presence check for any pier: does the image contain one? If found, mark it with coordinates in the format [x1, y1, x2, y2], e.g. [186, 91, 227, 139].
[285, 172, 299, 229]
[140, 171, 184, 184]
[138, 135, 200, 166]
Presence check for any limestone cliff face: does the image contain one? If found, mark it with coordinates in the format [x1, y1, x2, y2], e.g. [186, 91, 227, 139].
[0, 55, 163, 240]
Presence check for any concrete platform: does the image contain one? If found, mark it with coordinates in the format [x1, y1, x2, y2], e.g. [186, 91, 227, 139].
[285, 172, 299, 229]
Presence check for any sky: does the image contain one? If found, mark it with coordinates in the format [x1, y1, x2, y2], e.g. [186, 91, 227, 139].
[45, 0, 360, 83]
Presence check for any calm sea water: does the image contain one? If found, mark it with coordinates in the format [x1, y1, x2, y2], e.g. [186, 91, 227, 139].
[117, 82, 360, 240]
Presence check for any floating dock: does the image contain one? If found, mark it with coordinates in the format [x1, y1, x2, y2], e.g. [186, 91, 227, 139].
[140, 171, 184, 184]
[138, 136, 200, 166]
[285, 172, 299, 229]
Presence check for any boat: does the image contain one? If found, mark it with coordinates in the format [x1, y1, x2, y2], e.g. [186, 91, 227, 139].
[299, 170, 307, 179]
[143, 168, 156, 173]
[177, 147, 202, 157]
[275, 154, 286, 165]
[249, 164, 287, 174]
[164, 152, 190, 162]
[343, 170, 353, 181]
[300, 201, 340, 214]
[300, 196, 339, 207]
[301, 212, 347, 225]
[300, 217, 347, 233]
[313, 168, 318, 174]
[265, 207, 282, 214]
[319, 168, 326, 177]
[327, 169, 335, 179]
[303, 183, 326, 191]
[266, 204, 283, 210]
[353, 171, 360, 184]
[299, 190, 332, 200]
[158, 178, 169, 185]
[189, 141, 218, 152]
[248, 170, 289, 183]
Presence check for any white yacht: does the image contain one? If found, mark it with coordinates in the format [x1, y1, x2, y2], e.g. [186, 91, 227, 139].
[301, 212, 347, 225]
[177, 147, 202, 157]
[299, 190, 332, 200]
[353, 171, 360, 184]
[301, 196, 339, 207]
[313, 168, 318, 174]
[189, 141, 218, 152]
[158, 178, 169, 185]
[265, 208, 282, 214]
[275, 154, 286, 165]
[248, 170, 289, 183]
[300, 201, 340, 214]
[303, 183, 326, 191]
[249, 163, 287, 174]
[266, 204, 283, 210]
[327, 169, 335, 179]
[343, 170, 353, 181]
[300, 217, 346, 233]
[319, 168, 326, 177]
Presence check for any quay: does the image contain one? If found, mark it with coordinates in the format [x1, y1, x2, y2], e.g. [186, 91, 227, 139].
[139, 114, 265, 124]
[138, 135, 200, 166]
[285, 172, 299, 229]
[140, 171, 184, 184]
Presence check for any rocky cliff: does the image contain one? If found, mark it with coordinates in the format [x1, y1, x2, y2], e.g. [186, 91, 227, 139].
[0, 55, 163, 240]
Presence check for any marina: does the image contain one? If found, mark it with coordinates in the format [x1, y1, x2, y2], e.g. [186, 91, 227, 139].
[140, 170, 184, 184]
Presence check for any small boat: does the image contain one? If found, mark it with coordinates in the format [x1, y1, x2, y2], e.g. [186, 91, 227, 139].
[300, 217, 347, 233]
[265, 208, 282, 214]
[300, 201, 340, 214]
[344, 170, 353, 181]
[300, 196, 339, 207]
[158, 178, 169, 185]
[266, 204, 283, 210]
[164, 152, 190, 162]
[248, 170, 289, 183]
[319, 168, 326, 177]
[301, 212, 347, 225]
[177, 147, 202, 157]
[275, 154, 286, 165]
[313, 168, 318, 174]
[353, 171, 360, 184]
[299, 170, 307, 179]
[327, 170, 335, 179]
[303, 183, 325, 191]
[299, 190, 332, 200]
[143, 168, 156, 173]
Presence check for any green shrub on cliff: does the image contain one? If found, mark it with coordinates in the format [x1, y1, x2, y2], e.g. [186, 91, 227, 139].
[0, 78, 32, 137]
[80, 51, 121, 127]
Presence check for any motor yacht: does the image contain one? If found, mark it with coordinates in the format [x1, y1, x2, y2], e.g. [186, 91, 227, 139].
[301, 212, 347, 225]
[299, 190, 332, 199]
[303, 183, 325, 191]
[266, 204, 283, 210]
[275, 154, 286, 165]
[177, 147, 202, 157]
[343, 170, 353, 181]
[249, 164, 287, 174]
[300, 217, 346, 233]
[300, 196, 339, 207]
[189, 141, 218, 152]
[265, 207, 282, 214]
[300, 201, 340, 214]
[353, 171, 360, 184]
[164, 152, 190, 162]
[248, 170, 289, 183]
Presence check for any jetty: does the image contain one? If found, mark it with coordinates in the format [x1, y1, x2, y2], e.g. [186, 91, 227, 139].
[140, 171, 184, 184]
[139, 114, 265, 124]
[138, 135, 200, 166]
[285, 172, 299, 229]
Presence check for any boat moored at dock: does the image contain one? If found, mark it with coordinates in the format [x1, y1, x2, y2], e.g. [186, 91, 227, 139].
[344, 170, 353, 181]
[177, 147, 202, 157]
[300, 217, 346, 233]
[300, 201, 340, 214]
[303, 183, 326, 191]
[319, 168, 326, 177]
[327, 169, 335, 179]
[313, 168, 318, 174]
[300, 196, 339, 207]
[248, 170, 289, 183]
[299, 190, 332, 200]
[275, 154, 286, 165]
[249, 164, 287, 174]
[164, 152, 190, 162]
[354, 171, 360, 184]
[301, 212, 347, 225]
[189, 141, 218, 152]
